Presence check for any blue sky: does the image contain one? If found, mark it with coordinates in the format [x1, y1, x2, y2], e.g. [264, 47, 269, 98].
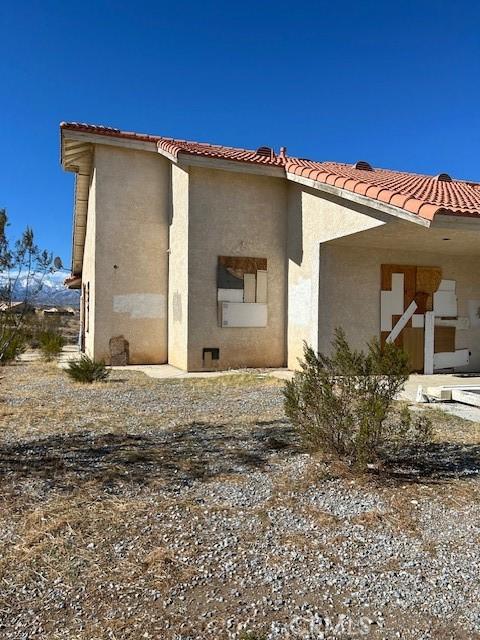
[1, 1, 479, 267]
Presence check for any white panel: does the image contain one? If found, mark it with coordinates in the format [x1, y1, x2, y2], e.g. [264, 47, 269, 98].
[221, 302, 267, 328]
[243, 274, 256, 303]
[256, 270, 267, 303]
[438, 279, 456, 292]
[433, 291, 457, 317]
[434, 349, 470, 370]
[386, 301, 417, 343]
[113, 293, 165, 319]
[217, 288, 244, 302]
[412, 314, 425, 328]
[424, 311, 435, 375]
[451, 388, 480, 407]
[435, 317, 470, 330]
[380, 273, 404, 331]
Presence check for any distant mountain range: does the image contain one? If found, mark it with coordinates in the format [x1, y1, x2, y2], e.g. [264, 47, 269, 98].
[3, 271, 80, 307]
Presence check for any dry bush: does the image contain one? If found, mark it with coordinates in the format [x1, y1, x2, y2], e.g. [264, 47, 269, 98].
[284, 328, 431, 468]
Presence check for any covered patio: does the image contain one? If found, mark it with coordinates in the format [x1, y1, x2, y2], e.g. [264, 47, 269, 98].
[319, 215, 480, 374]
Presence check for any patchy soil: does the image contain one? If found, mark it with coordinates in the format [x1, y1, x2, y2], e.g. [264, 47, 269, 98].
[1, 363, 480, 639]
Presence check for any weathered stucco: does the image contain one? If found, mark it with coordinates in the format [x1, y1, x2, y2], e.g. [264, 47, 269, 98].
[286, 184, 385, 368]
[187, 166, 288, 371]
[168, 163, 190, 370]
[71, 137, 480, 374]
[85, 144, 170, 364]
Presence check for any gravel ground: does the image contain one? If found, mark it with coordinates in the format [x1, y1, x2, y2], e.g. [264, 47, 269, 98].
[0, 362, 480, 639]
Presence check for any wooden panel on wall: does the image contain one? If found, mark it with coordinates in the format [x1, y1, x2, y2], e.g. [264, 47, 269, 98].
[218, 256, 267, 275]
[403, 327, 425, 372]
[416, 267, 442, 295]
[434, 326, 456, 354]
[381, 264, 416, 307]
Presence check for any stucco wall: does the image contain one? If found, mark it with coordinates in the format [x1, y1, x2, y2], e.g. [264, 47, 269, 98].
[286, 184, 385, 368]
[90, 145, 170, 364]
[320, 243, 480, 372]
[168, 164, 190, 370]
[186, 166, 288, 371]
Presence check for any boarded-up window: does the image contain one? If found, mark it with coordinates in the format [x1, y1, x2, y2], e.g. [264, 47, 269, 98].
[217, 256, 268, 327]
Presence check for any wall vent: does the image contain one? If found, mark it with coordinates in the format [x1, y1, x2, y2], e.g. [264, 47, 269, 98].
[435, 173, 453, 182]
[354, 160, 373, 171]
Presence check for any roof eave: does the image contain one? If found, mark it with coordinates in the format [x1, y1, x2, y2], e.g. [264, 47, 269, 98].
[286, 172, 432, 227]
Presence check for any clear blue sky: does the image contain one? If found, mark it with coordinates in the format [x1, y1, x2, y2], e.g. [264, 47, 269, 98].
[1, 1, 479, 268]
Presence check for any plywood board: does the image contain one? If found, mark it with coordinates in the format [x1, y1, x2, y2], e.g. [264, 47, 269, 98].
[217, 288, 244, 302]
[435, 317, 470, 330]
[434, 349, 470, 370]
[380, 273, 404, 331]
[218, 255, 267, 276]
[256, 270, 267, 303]
[412, 314, 425, 328]
[414, 291, 430, 314]
[438, 279, 456, 292]
[217, 264, 243, 289]
[403, 327, 424, 372]
[416, 267, 442, 294]
[386, 300, 418, 343]
[243, 274, 256, 303]
[221, 302, 267, 328]
[433, 291, 457, 317]
[434, 326, 456, 354]
[381, 265, 416, 306]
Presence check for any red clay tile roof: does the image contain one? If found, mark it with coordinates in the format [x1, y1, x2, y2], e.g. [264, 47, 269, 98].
[60, 122, 286, 166]
[286, 160, 480, 220]
[61, 122, 480, 221]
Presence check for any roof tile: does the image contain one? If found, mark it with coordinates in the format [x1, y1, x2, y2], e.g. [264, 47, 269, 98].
[61, 122, 480, 221]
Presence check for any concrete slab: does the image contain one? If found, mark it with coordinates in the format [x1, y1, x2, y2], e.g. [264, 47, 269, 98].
[400, 373, 480, 402]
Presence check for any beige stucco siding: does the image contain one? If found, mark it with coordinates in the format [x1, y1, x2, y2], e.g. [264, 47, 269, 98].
[168, 164, 190, 370]
[286, 184, 385, 368]
[90, 145, 170, 364]
[186, 166, 288, 371]
[320, 243, 480, 371]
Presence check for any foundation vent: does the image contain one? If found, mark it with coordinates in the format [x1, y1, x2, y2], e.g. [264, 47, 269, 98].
[354, 160, 374, 171]
[435, 173, 453, 182]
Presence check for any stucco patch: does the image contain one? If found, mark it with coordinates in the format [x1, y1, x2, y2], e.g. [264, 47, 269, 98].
[289, 278, 311, 326]
[113, 293, 165, 319]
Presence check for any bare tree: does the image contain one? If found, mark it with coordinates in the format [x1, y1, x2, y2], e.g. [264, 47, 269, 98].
[0, 209, 62, 363]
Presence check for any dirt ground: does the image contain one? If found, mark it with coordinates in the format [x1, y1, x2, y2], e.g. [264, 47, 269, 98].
[0, 362, 479, 639]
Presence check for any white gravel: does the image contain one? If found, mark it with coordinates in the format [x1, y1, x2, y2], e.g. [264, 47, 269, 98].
[0, 364, 479, 639]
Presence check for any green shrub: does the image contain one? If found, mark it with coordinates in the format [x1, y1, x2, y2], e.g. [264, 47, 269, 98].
[66, 354, 109, 383]
[39, 330, 65, 361]
[0, 329, 27, 365]
[284, 328, 429, 468]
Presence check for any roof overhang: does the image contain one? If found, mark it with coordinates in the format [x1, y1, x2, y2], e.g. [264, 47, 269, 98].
[286, 171, 431, 228]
